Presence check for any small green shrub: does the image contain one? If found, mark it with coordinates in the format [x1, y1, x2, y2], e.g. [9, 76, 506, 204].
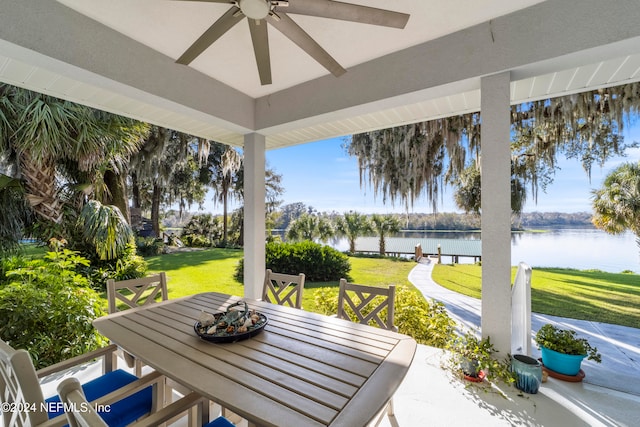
[136, 236, 165, 256]
[394, 286, 455, 348]
[4, 249, 91, 288]
[0, 250, 108, 368]
[235, 241, 351, 282]
[181, 214, 222, 247]
[182, 234, 213, 248]
[0, 283, 108, 369]
[313, 287, 339, 316]
[312, 285, 455, 349]
[83, 243, 147, 290]
[1, 255, 30, 286]
[113, 252, 147, 280]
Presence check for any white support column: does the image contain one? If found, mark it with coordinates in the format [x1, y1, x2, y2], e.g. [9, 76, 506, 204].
[480, 71, 512, 354]
[243, 133, 266, 299]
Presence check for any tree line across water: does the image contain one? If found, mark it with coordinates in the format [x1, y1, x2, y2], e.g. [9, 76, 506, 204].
[270, 208, 594, 231]
[163, 207, 595, 250]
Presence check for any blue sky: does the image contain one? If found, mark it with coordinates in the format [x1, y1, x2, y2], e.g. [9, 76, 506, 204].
[265, 125, 640, 214]
[202, 126, 640, 215]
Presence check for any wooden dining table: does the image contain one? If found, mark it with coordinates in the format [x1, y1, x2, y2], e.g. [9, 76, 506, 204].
[93, 292, 417, 427]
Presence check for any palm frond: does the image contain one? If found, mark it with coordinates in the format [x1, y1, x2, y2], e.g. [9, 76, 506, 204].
[78, 200, 133, 260]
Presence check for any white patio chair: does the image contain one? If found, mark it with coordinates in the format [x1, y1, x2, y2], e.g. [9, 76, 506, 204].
[262, 269, 306, 309]
[0, 339, 164, 427]
[106, 273, 168, 376]
[337, 279, 397, 332]
[57, 377, 235, 427]
[337, 279, 397, 426]
[106, 272, 197, 421]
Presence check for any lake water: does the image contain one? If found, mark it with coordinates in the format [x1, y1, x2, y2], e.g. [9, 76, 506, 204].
[326, 228, 640, 273]
[510, 228, 639, 273]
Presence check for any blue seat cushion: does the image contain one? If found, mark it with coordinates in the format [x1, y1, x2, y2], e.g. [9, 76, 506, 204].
[206, 416, 235, 427]
[46, 369, 152, 427]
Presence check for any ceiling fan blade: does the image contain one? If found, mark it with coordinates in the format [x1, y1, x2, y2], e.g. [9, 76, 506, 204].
[268, 12, 346, 77]
[177, 6, 244, 65]
[248, 20, 272, 85]
[283, 0, 409, 29]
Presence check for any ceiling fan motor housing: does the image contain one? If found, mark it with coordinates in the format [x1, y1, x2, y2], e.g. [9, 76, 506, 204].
[239, 0, 271, 20]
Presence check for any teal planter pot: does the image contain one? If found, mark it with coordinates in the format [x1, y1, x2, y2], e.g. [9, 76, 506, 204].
[540, 346, 585, 376]
[511, 354, 542, 394]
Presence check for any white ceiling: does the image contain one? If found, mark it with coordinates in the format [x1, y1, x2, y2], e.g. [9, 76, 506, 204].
[1, 0, 640, 149]
[55, 0, 545, 98]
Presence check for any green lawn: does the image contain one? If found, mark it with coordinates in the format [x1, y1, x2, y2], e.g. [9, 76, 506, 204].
[300, 256, 417, 309]
[139, 248, 640, 329]
[432, 264, 640, 329]
[146, 248, 244, 298]
[145, 248, 418, 311]
[19, 242, 47, 257]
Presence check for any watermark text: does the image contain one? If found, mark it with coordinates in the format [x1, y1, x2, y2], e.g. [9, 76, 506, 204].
[1, 401, 111, 413]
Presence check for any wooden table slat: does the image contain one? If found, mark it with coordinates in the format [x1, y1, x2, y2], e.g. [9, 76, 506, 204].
[151, 304, 375, 383]
[120, 313, 349, 411]
[331, 339, 417, 427]
[137, 309, 359, 399]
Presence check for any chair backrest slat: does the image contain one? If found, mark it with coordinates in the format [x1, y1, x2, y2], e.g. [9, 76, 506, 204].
[57, 377, 108, 427]
[262, 269, 305, 309]
[107, 272, 168, 313]
[337, 279, 397, 332]
[0, 339, 49, 426]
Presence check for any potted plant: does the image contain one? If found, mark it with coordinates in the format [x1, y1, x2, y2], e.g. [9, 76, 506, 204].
[447, 332, 515, 384]
[535, 324, 602, 376]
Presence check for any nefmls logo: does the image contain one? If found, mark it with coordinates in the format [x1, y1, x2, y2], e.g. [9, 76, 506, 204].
[43, 402, 111, 413]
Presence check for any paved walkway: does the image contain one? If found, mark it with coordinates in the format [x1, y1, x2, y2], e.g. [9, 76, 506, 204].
[409, 259, 640, 396]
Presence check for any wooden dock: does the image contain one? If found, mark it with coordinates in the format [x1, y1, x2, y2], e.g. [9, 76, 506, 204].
[354, 236, 481, 263]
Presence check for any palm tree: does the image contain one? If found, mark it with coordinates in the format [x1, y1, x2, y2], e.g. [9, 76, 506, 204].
[198, 143, 243, 245]
[0, 85, 146, 229]
[592, 162, 640, 253]
[286, 214, 317, 241]
[182, 213, 222, 244]
[335, 211, 372, 253]
[286, 213, 334, 242]
[315, 216, 335, 242]
[370, 214, 401, 255]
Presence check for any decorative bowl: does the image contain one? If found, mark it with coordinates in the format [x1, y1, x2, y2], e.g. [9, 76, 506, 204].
[194, 300, 268, 343]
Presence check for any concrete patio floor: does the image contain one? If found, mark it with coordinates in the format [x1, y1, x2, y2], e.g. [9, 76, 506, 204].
[379, 344, 640, 427]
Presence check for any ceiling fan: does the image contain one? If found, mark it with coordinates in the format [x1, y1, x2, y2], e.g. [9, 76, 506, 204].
[172, 0, 410, 85]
